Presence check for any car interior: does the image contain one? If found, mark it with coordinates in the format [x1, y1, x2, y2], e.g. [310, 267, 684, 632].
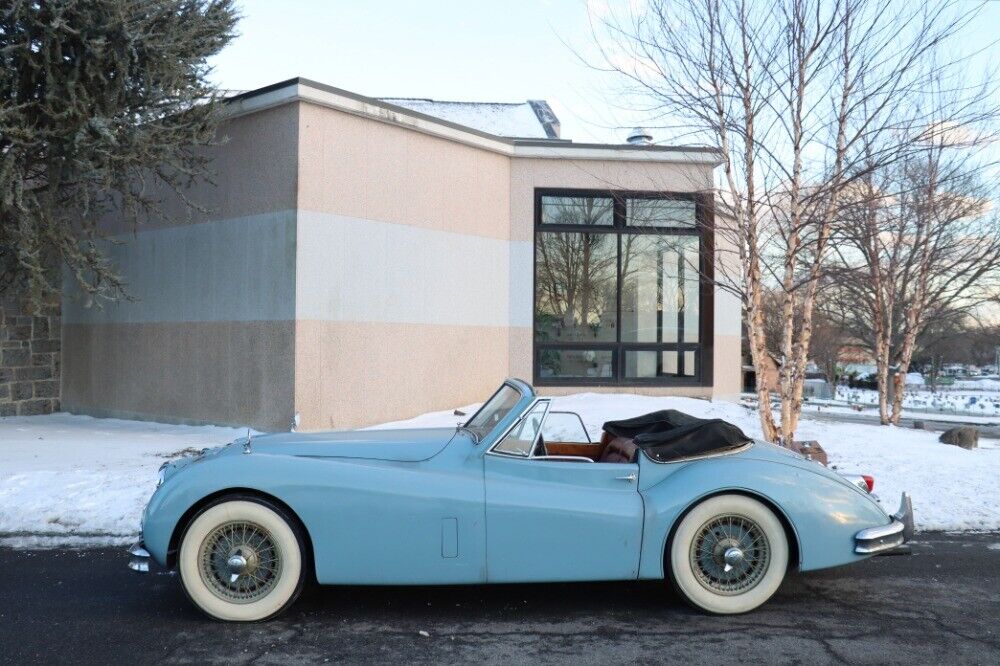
[532, 432, 638, 463]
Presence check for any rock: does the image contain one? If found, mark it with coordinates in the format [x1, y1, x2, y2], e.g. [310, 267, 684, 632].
[790, 440, 829, 466]
[939, 426, 979, 450]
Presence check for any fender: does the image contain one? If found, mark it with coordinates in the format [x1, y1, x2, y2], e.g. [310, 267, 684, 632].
[142, 436, 489, 585]
[636, 451, 890, 578]
[142, 453, 322, 568]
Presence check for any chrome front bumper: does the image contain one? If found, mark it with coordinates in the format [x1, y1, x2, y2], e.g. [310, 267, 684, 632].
[127, 541, 151, 573]
[855, 493, 915, 555]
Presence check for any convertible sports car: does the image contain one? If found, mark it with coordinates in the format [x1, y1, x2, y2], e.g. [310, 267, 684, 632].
[129, 378, 914, 621]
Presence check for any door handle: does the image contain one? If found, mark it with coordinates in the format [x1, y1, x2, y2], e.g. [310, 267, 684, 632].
[616, 473, 637, 483]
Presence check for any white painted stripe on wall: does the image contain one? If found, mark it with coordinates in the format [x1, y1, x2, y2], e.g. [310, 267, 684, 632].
[508, 241, 534, 328]
[63, 212, 297, 324]
[714, 287, 742, 337]
[296, 211, 517, 328]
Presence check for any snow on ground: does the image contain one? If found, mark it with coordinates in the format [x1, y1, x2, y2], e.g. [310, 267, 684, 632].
[375, 393, 1000, 532]
[800, 402, 1000, 424]
[951, 378, 1000, 391]
[2, 394, 998, 547]
[0, 414, 247, 546]
[836, 385, 1000, 418]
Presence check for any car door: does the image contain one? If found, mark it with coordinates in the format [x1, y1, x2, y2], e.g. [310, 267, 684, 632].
[483, 401, 644, 582]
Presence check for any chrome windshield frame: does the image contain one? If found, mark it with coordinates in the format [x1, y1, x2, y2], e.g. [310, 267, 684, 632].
[464, 378, 536, 446]
[486, 398, 551, 459]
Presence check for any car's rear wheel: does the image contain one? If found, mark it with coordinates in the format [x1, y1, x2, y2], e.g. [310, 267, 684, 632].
[668, 494, 788, 614]
[178, 497, 306, 621]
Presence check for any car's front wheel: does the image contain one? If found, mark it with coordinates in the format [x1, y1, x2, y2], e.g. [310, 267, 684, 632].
[178, 496, 307, 621]
[668, 494, 788, 614]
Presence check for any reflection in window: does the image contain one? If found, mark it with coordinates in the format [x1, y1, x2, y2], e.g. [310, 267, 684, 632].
[621, 235, 700, 344]
[627, 198, 697, 227]
[535, 233, 617, 342]
[540, 196, 613, 226]
[624, 350, 697, 378]
[538, 348, 613, 380]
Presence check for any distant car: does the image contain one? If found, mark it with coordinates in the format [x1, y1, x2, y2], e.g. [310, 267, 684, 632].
[129, 378, 913, 621]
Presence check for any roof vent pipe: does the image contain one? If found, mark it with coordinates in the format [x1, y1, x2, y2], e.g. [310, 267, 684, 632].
[627, 127, 653, 145]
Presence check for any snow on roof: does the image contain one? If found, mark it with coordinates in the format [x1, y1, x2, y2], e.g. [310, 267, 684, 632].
[379, 97, 559, 139]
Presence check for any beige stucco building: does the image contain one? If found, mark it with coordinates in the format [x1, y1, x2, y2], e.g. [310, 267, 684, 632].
[61, 78, 740, 431]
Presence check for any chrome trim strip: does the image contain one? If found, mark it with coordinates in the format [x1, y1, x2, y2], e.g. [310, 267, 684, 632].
[855, 493, 913, 554]
[531, 455, 595, 463]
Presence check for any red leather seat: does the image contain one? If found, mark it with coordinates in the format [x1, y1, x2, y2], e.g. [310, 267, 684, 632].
[599, 436, 638, 463]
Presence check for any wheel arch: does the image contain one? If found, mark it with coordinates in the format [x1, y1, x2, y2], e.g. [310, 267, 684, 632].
[165, 487, 316, 576]
[661, 489, 801, 579]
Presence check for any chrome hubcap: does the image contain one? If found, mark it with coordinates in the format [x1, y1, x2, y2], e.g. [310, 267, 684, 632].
[690, 515, 770, 595]
[723, 546, 745, 571]
[226, 553, 250, 581]
[199, 521, 281, 603]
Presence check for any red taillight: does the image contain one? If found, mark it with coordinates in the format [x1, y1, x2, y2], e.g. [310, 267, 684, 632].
[861, 475, 875, 493]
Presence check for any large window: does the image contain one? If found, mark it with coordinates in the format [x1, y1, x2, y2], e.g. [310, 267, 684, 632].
[533, 189, 713, 386]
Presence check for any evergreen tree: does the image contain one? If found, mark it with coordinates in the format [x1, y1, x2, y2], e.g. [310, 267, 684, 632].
[0, 0, 238, 311]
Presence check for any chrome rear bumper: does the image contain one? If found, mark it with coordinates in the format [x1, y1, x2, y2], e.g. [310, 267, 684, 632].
[855, 493, 915, 555]
[127, 541, 151, 573]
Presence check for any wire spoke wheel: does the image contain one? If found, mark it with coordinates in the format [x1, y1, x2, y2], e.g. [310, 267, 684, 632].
[689, 514, 770, 595]
[198, 520, 282, 603]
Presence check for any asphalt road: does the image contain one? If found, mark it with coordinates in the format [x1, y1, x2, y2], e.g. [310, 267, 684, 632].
[2, 533, 999, 665]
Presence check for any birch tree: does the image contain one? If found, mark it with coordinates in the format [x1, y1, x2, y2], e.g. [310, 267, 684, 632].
[591, 0, 990, 442]
[828, 124, 1000, 424]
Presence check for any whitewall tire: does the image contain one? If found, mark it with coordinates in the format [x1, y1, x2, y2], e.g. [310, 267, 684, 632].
[178, 497, 306, 622]
[668, 494, 788, 614]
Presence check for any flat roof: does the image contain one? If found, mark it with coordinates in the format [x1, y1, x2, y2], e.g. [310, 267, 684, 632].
[224, 77, 724, 165]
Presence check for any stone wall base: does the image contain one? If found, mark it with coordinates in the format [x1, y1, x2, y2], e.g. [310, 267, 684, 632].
[0, 294, 61, 417]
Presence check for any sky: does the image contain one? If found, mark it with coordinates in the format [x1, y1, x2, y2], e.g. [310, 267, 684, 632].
[207, 0, 648, 144]
[209, 1, 1000, 146]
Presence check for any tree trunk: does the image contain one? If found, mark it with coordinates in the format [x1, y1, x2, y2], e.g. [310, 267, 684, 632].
[872, 316, 891, 425]
[890, 307, 922, 424]
[748, 305, 780, 442]
[745, 244, 779, 443]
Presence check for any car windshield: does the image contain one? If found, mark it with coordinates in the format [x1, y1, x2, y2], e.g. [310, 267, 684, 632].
[463, 385, 523, 441]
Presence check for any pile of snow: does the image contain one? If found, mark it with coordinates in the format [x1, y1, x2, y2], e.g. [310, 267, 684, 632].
[1, 396, 998, 547]
[0, 414, 246, 547]
[377, 393, 1000, 532]
[837, 386, 1000, 416]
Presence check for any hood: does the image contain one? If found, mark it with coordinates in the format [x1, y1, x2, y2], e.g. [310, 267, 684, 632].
[237, 427, 457, 462]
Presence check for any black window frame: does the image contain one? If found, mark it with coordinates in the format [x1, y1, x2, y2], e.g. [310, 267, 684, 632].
[532, 187, 715, 387]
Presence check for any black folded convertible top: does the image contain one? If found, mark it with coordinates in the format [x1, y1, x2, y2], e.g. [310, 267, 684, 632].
[602, 410, 751, 463]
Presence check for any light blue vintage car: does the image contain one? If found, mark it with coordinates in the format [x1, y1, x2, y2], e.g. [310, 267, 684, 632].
[129, 378, 913, 621]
